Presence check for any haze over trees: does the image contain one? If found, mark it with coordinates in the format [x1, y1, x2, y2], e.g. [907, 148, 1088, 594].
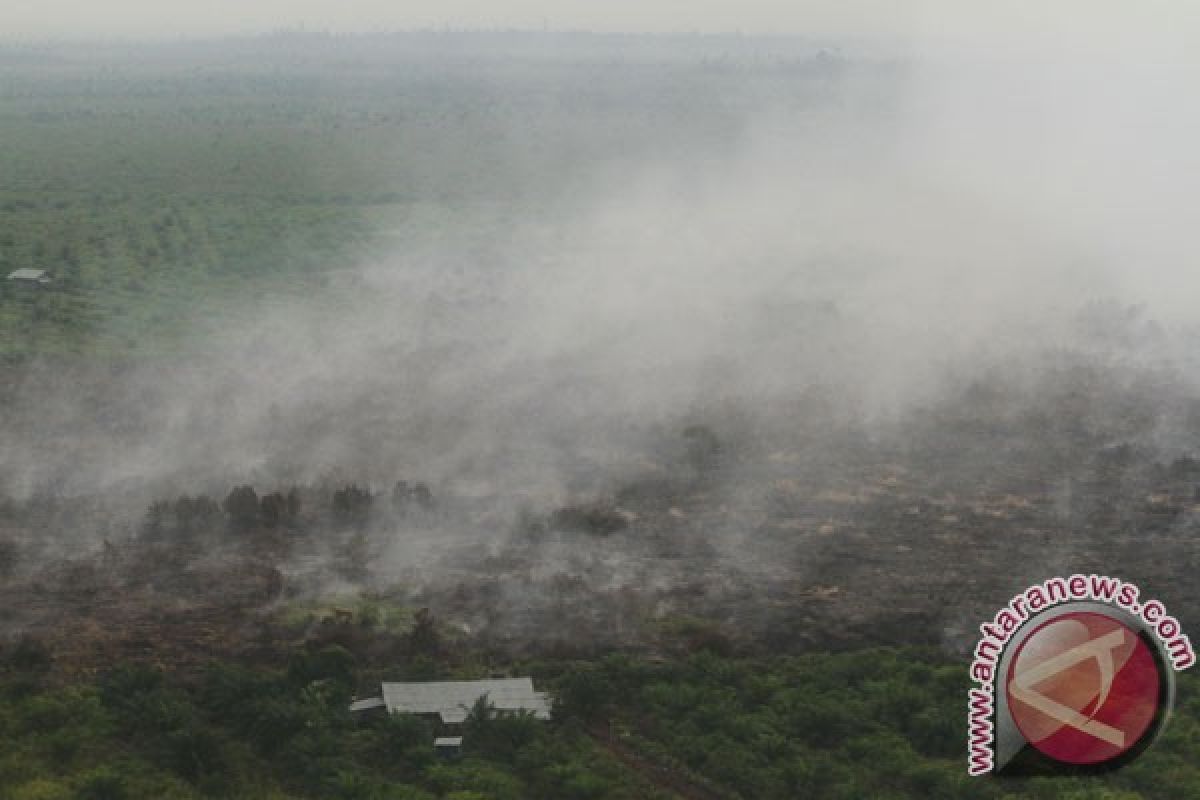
[1, 28, 1199, 800]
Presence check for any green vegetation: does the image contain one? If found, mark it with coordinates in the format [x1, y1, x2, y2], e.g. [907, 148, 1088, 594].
[2, 644, 1199, 799]
[0, 644, 665, 800]
[0, 102, 374, 356]
[0, 59, 462, 357]
[553, 648, 1200, 799]
[0, 41, 742, 359]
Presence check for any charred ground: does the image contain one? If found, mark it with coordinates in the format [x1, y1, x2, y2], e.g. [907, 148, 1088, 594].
[4, 347, 1200, 680]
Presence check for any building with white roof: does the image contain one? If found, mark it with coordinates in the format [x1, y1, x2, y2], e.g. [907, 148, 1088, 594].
[350, 677, 552, 724]
[6, 268, 51, 285]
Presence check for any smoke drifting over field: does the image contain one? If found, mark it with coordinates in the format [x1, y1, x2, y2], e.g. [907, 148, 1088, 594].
[3, 33, 1200, 657]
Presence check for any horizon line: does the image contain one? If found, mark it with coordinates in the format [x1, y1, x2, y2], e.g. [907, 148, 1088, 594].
[0, 27, 877, 48]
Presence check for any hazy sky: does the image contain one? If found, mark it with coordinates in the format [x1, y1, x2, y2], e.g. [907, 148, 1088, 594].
[4, 0, 1200, 49]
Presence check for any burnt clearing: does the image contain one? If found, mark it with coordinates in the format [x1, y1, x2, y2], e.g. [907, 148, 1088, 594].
[3, 347, 1200, 679]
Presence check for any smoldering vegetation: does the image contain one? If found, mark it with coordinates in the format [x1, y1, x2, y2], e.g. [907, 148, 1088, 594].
[2, 33, 1200, 672]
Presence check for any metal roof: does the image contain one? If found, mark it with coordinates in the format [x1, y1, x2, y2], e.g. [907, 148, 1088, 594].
[379, 677, 552, 723]
[434, 737, 463, 747]
[349, 696, 385, 712]
[6, 269, 50, 282]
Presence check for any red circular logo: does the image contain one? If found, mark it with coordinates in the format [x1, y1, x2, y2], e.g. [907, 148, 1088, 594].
[1005, 611, 1163, 765]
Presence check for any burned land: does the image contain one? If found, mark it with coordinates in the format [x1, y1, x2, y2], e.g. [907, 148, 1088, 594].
[4, 345, 1200, 678]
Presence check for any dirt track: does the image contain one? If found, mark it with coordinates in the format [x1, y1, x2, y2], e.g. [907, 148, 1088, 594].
[587, 722, 738, 800]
